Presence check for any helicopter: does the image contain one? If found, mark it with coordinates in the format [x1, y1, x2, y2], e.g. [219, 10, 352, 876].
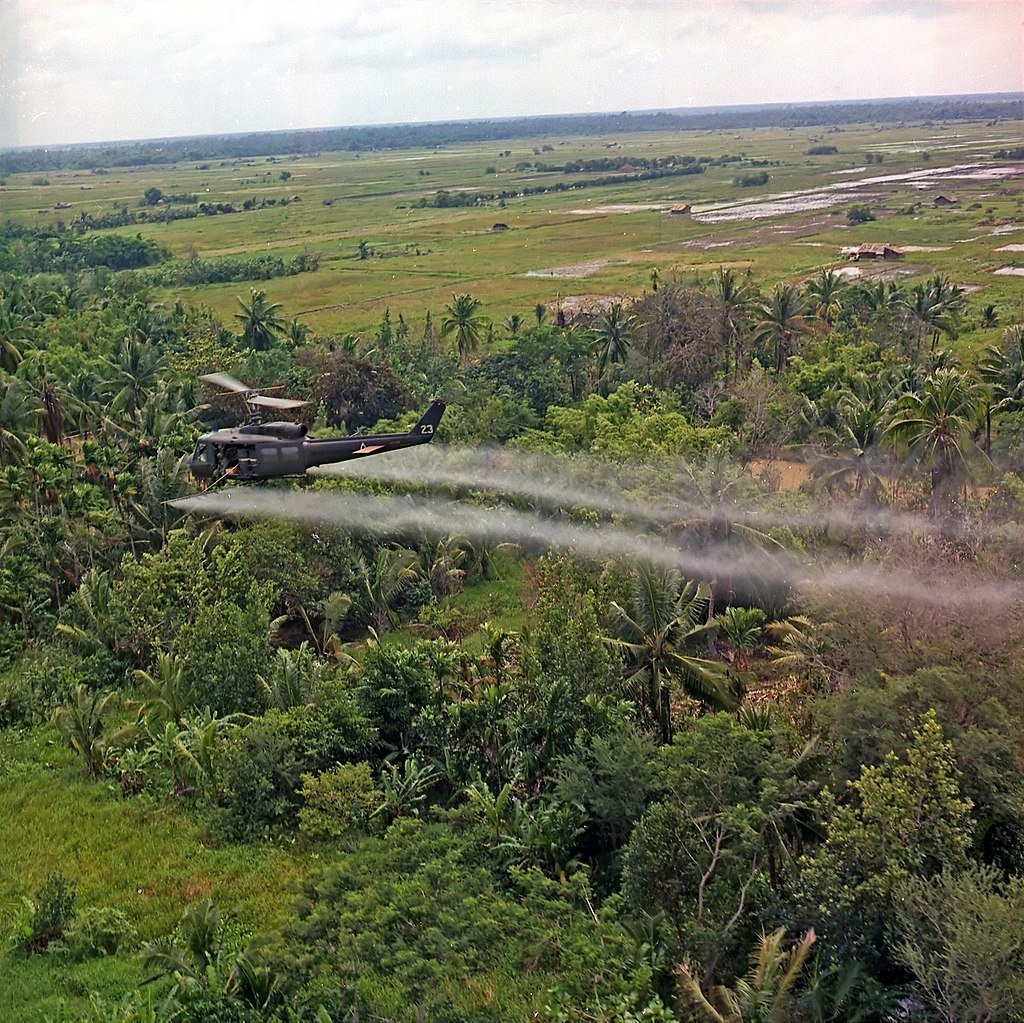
[187, 373, 445, 482]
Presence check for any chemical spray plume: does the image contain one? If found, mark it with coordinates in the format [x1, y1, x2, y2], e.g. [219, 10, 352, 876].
[311, 444, 957, 540]
[172, 488, 1024, 609]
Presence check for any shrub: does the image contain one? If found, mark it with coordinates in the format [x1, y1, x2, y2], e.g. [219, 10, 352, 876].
[848, 203, 876, 224]
[19, 873, 76, 954]
[66, 906, 137, 959]
[299, 762, 383, 840]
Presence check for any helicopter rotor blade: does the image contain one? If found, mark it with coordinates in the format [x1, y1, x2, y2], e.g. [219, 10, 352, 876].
[248, 395, 309, 410]
[200, 372, 251, 394]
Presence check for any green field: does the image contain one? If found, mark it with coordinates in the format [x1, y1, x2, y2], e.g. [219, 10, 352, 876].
[3, 120, 1022, 337]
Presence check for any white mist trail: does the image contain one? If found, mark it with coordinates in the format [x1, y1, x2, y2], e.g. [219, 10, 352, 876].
[310, 445, 952, 540]
[173, 488, 1024, 609]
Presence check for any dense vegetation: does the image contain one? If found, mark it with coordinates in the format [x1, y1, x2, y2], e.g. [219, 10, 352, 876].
[3, 140, 1024, 1023]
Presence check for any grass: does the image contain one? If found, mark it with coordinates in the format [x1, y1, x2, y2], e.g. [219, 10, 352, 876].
[4, 120, 1023, 339]
[0, 727, 308, 1022]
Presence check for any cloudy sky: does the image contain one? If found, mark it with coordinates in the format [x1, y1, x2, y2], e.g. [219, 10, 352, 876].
[1, 0, 1021, 148]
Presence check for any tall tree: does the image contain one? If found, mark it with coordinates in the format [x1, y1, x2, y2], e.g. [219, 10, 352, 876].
[977, 325, 1024, 455]
[804, 267, 845, 328]
[886, 368, 984, 514]
[710, 268, 758, 380]
[440, 293, 488, 371]
[592, 302, 635, 378]
[234, 288, 285, 351]
[756, 284, 810, 373]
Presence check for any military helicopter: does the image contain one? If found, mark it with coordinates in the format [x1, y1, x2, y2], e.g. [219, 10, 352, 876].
[187, 373, 445, 482]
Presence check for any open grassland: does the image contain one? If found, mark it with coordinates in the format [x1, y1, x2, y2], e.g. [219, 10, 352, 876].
[3, 120, 1023, 339]
[0, 727, 308, 1021]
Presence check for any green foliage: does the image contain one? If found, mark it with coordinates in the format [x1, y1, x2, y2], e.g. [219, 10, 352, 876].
[66, 907, 137, 960]
[217, 682, 373, 839]
[521, 382, 730, 458]
[892, 865, 1024, 1023]
[555, 722, 660, 850]
[19, 873, 77, 954]
[846, 203, 875, 224]
[279, 818, 662, 1020]
[797, 711, 974, 972]
[624, 714, 815, 982]
[298, 761, 382, 840]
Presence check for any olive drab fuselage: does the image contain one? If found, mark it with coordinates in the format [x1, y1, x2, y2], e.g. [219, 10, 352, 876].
[188, 400, 445, 482]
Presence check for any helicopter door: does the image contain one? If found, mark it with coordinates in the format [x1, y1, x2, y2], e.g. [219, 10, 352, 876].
[236, 446, 258, 478]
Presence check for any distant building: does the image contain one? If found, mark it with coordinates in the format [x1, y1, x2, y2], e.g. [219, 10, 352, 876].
[669, 204, 692, 216]
[848, 243, 904, 261]
[934, 194, 959, 206]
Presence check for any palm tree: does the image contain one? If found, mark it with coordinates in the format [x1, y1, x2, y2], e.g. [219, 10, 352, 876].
[258, 643, 317, 710]
[977, 325, 1024, 454]
[427, 535, 468, 598]
[440, 293, 488, 371]
[715, 606, 766, 670]
[53, 686, 137, 777]
[56, 568, 119, 655]
[607, 563, 733, 742]
[0, 375, 40, 465]
[804, 268, 845, 328]
[710, 268, 758, 380]
[339, 547, 421, 636]
[903, 276, 964, 356]
[534, 303, 548, 326]
[234, 289, 285, 351]
[502, 313, 524, 337]
[676, 928, 816, 1023]
[812, 381, 893, 503]
[886, 368, 985, 514]
[107, 337, 162, 420]
[756, 284, 810, 373]
[592, 303, 635, 378]
[855, 279, 904, 315]
[133, 651, 196, 727]
[670, 455, 786, 620]
[142, 899, 284, 1012]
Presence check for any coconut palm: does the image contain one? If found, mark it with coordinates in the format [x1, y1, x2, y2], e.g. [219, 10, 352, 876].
[258, 643, 317, 710]
[0, 375, 40, 465]
[56, 568, 118, 655]
[142, 899, 284, 1012]
[133, 651, 196, 727]
[592, 303, 635, 378]
[756, 284, 811, 373]
[903, 276, 964, 356]
[804, 268, 845, 327]
[440, 293, 488, 371]
[977, 325, 1024, 453]
[886, 368, 985, 514]
[503, 313, 524, 337]
[710, 267, 758, 380]
[107, 337, 162, 420]
[676, 927, 816, 1023]
[855, 279, 904, 315]
[53, 686, 137, 777]
[812, 381, 893, 502]
[670, 455, 786, 620]
[607, 563, 733, 742]
[427, 535, 469, 598]
[715, 606, 766, 670]
[341, 546, 421, 635]
[234, 288, 285, 351]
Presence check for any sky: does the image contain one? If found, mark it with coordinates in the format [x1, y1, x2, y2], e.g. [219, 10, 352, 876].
[1, 0, 1021, 149]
